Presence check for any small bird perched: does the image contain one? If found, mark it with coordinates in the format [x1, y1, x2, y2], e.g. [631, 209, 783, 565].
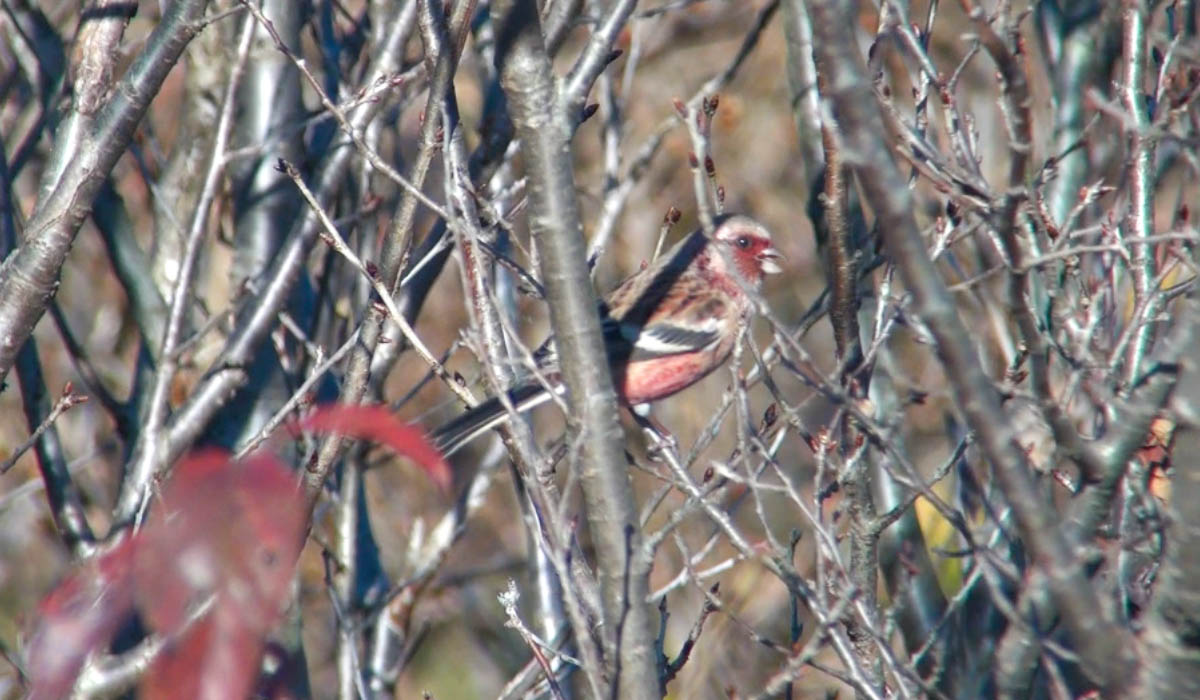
[432, 213, 782, 456]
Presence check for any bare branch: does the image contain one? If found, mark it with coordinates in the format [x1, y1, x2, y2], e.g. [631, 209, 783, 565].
[494, 1, 659, 696]
[0, 0, 212, 384]
[806, 0, 1137, 691]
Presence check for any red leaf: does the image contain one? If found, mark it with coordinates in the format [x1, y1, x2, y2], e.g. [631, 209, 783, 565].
[30, 443, 310, 696]
[27, 538, 137, 700]
[134, 449, 304, 697]
[296, 404, 451, 491]
[141, 604, 265, 700]
[135, 450, 304, 635]
[140, 616, 216, 700]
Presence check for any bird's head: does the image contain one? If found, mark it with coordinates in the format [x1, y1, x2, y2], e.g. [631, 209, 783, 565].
[711, 214, 784, 286]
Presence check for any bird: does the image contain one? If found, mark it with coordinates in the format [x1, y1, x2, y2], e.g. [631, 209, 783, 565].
[431, 213, 783, 457]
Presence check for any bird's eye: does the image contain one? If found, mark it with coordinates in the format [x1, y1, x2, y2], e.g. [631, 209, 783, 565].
[736, 236, 751, 249]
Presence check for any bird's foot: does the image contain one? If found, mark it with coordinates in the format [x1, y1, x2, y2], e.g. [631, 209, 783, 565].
[630, 406, 678, 459]
[644, 432, 679, 462]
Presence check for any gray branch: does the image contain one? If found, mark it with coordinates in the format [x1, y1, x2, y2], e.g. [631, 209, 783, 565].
[493, 0, 659, 696]
[0, 0, 211, 384]
[806, 0, 1136, 691]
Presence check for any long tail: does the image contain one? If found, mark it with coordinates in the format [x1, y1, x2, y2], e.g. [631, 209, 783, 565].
[430, 383, 560, 457]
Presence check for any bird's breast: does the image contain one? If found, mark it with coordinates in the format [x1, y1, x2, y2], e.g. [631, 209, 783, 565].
[615, 345, 729, 405]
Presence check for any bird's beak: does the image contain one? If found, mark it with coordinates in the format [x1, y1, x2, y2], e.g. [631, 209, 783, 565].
[758, 248, 785, 274]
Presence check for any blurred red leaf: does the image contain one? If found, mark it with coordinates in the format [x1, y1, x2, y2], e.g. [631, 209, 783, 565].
[135, 450, 304, 633]
[296, 403, 451, 491]
[29, 408, 427, 696]
[140, 606, 263, 700]
[139, 617, 216, 700]
[28, 449, 306, 699]
[136, 450, 304, 699]
[27, 538, 137, 700]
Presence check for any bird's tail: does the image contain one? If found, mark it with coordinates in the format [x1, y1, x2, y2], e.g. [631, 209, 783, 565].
[430, 383, 560, 457]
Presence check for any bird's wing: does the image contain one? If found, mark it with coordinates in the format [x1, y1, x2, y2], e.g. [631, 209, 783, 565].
[536, 308, 725, 368]
[602, 235, 732, 362]
[604, 310, 724, 362]
[537, 230, 727, 366]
